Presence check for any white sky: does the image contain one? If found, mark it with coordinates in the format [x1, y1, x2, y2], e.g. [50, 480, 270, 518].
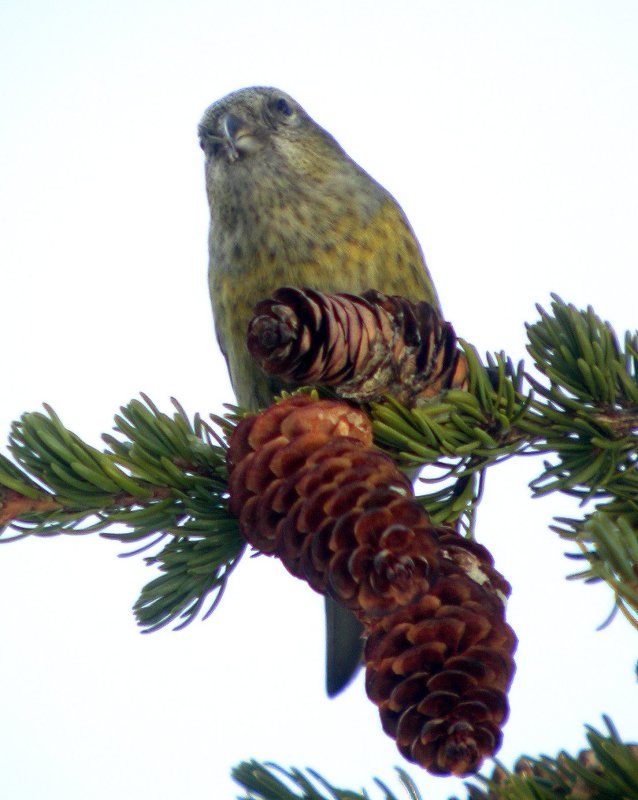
[1, 2, 637, 799]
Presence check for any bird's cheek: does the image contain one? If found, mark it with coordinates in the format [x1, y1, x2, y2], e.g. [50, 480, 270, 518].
[233, 134, 263, 157]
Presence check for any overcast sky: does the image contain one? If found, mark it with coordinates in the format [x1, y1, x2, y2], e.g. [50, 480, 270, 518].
[1, 2, 637, 799]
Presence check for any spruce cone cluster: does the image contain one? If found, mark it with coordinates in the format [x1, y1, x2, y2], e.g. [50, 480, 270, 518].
[227, 395, 517, 776]
[246, 287, 468, 405]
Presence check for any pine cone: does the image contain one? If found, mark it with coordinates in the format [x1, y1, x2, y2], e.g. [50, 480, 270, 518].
[246, 287, 468, 405]
[227, 394, 440, 615]
[226, 395, 516, 777]
[364, 528, 516, 776]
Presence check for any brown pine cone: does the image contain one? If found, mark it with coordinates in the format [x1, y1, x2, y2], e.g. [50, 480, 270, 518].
[364, 527, 516, 777]
[226, 394, 441, 615]
[246, 287, 468, 405]
[226, 395, 516, 776]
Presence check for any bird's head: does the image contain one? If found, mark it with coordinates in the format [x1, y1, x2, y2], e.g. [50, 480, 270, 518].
[199, 88, 304, 161]
[198, 87, 348, 204]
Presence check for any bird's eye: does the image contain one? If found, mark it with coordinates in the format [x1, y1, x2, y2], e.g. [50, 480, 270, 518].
[274, 97, 293, 117]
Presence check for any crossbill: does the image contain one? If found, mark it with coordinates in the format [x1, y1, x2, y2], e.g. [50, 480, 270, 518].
[199, 87, 440, 696]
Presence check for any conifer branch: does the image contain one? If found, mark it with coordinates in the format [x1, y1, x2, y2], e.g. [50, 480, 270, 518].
[466, 716, 638, 800]
[2, 294, 638, 789]
[232, 761, 423, 800]
[232, 718, 638, 800]
[2, 296, 637, 629]
[0, 396, 245, 631]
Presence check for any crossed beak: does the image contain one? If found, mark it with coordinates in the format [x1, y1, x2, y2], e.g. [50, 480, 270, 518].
[221, 113, 248, 162]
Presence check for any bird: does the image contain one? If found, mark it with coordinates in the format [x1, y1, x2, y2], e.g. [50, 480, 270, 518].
[199, 86, 440, 697]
